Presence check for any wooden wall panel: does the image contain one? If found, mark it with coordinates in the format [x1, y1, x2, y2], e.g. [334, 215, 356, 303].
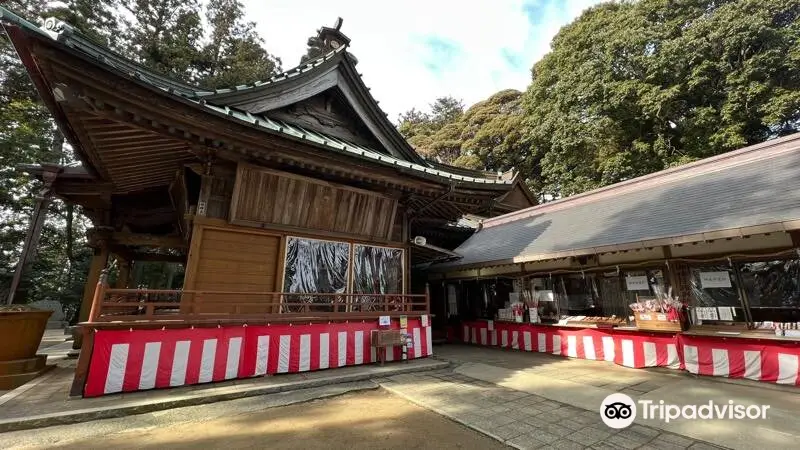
[206, 175, 234, 220]
[231, 164, 399, 241]
[187, 226, 280, 314]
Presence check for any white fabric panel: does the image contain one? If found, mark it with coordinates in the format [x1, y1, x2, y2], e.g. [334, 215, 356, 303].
[552, 335, 561, 355]
[463, 325, 470, 343]
[743, 350, 761, 380]
[104, 343, 129, 394]
[278, 335, 291, 373]
[777, 353, 799, 385]
[426, 326, 433, 356]
[225, 337, 242, 379]
[198, 339, 217, 383]
[139, 342, 161, 390]
[490, 329, 497, 346]
[501, 330, 508, 347]
[583, 336, 596, 360]
[319, 333, 330, 369]
[523, 331, 532, 352]
[170, 340, 191, 386]
[683, 345, 699, 374]
[337, 331, 347, 367]
[667, 344, 680, 369]
[511, 331, 519, 350]
[602, 336, 615, 362]
[643, 342, 657, 367]
[299, 334, 311, 372]
[621, 339, 635, 367]
[567, 335, 578, 358]
[413, 327, 422, 358]
[255, 335, 269, 376]
[712, 349, 729, 377]
[354, 330, 364, 364]
[480, 328, 487, 346]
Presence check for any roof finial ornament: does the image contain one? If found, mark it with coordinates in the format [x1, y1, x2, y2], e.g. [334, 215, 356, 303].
[300, 17, 351, 64]
[41, 16, 75, 40]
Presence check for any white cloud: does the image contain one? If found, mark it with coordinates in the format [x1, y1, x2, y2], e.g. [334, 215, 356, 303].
[240, 0, 604, 120]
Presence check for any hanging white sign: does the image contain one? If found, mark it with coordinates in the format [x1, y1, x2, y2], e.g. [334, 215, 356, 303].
[378, 316, 391, 326]
[699, 271, 732, 289]
[625, 276, 650, 291]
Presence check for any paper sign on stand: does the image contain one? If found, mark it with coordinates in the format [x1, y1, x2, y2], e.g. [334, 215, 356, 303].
[718, 307, 735, 321]
[399, 315, 408, 329]
[699, 271, 732, 288]
[378, 316, 391, 326]
[625, 276, 649, 291]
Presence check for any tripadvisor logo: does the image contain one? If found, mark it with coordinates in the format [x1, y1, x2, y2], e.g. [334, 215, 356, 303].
[600, 393, 770, 429]
[600, 393, 637, 429]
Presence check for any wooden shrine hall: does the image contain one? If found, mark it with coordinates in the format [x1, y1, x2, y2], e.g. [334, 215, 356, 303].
[1, 9, 534, 396]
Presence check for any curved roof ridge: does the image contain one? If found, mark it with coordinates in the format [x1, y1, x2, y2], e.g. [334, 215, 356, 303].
[482, 132, 800, 229]
[204, 45, 348, 97]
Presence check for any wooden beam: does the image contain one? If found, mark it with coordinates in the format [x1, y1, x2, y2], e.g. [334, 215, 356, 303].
[129, 252, 186, 263]
[7, 170, 58, 304]
[111, 232, 188, 249]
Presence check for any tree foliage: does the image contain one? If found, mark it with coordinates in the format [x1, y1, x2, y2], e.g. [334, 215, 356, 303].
[398, 92, 543, 194]
[524, 0, 800, 197]
[199, 0, 281, 88]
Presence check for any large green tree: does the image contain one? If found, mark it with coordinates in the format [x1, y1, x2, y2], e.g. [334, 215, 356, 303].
[398, 92, 543, 196]
[524, 0, 800, 197]
[199, 0, 281, 89]
[398, 96, 465, 162]
[120, 0, 205, 82]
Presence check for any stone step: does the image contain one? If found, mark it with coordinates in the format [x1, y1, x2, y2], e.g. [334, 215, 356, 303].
[0, 365, 53, 390]
[0, 355, 47, 376]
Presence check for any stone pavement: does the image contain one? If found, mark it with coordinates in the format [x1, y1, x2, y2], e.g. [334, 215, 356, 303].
[0, 357, 448, 432]
[378, 369, 720, 450]
[427, 345, 800, 450]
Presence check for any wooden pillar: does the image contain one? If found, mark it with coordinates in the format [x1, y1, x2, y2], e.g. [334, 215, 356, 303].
[72, 228, 111, 349]
[6, 168, 58, 304]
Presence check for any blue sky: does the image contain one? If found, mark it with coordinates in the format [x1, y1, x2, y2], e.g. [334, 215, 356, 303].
[241, 0, 605, 119]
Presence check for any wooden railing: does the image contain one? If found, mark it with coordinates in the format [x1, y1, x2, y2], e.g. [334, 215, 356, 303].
[87, 274, 430, 323]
